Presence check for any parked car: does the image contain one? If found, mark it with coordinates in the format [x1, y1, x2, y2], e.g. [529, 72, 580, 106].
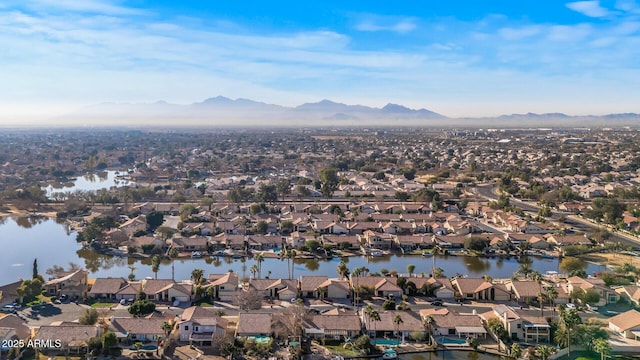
[431, 301, 445, 307]
[565, 303, 577, 309]
[119, 299, 127, 305]
[586, 304, 598, 311]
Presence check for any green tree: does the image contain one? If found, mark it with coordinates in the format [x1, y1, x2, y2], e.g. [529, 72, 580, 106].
[101, 331, 118, 353]
[592, 338, 611, 360]
[305, 239, 321, 253]
[319, 168, 339, 198]
[337, 261, 350, 280]
[559, 257, 587, 276]
[128, 300, 156, 317]
[151, 255, 162, 280]
[32, 258, 38, 280]
[191, 268, 205, 285]
[254, 253, 264, 279]
[179, 204, 196, 221]
[16, 277, 44, 302]
[423, 314, 435, 345]
[276, 178, 291, 201]
[407, 264, 415, 277]
[535, 345, 555, 360]
[393, 313, 404, 343]
[253, 220, 268, 234]
[146, 211, 164, 230]
[79, 308, 99, 325]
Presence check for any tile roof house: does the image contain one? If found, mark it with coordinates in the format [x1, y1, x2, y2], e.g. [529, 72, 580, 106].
[0, 281, 23, 305]
[0, 314, 30, 342]
[89, 277, 128, 300]
[481, 305, 550, 343]
[32, 323, 100, 353]
[205, 273, 239, 302]
[142, 279, 192, 303]
[317, 278, 351, 299]
[351, 276, 402, 299]
[177, 306, 227, 345]
[248, 279, 298, 300]
[110, 314, 169, 343]
[299, 276, 328, 298]
[44, 269, 88, 298]
[506, 280, 542, 304]
[430, 311, 487, 339]
[304, 312, 361, 340]
[567, 276, 619, 306]
[236, 313, 273, 337]
[452, 278, 511, 302]
[609, 309, 640, 340]
[615, 286, 640, 306]
[363, 310, 423, 343]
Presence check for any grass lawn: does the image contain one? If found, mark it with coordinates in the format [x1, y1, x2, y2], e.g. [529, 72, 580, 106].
[90, 302, 115, 308]
[321, 341, 363, 357]
[25, 294, 52, 306]
[555, 350, 597, 360]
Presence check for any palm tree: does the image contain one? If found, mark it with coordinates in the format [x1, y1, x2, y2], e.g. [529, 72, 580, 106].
[249, 264, 259, 279]
[422, 314, 435, 345]
[535, 345, 555, 360]
[509, 343, 522, 359]
[318, 286, 327, 300]
[517, 262, 532, 279]
[546, 287, 558, 314]
[337, 261, 350, 280]
[168, 247, 179, 281]
[151, 255, 161, 280]
[191, 268, 204, 286]
[128, 264, 137, 281]
[407, 264, 415, 277]
[254, 253, 264, 279]
[559, 308, 581, 358]
[161, 321, 173, 336]
[364, 305, 374, 330]
[432, 245, 443, 275]
[393, 314, 404, 344]
[370, 309, 381, 343]
[592, 338, 611, 360]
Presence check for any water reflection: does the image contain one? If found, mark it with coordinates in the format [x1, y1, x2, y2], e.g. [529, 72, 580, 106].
[400, 351, 498, 360]
[77, 249, 127, 272]
[15, 216, 46, 229]
[463, 256, 490, 274]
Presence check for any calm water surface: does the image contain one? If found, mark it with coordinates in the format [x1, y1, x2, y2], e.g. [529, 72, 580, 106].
[44, 170, 130, 197]
[400, 351, 501, 360]
[0, 217, 605, 284]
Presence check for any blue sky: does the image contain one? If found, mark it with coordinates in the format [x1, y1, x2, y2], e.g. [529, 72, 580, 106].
[1, 0, 639, 120]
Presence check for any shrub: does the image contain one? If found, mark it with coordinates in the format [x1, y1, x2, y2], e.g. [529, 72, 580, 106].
[382, 300, 396, 310]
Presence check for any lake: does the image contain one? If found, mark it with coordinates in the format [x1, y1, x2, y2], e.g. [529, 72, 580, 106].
[43, 170, 130, 198]
[0, 217, 605, 285]
[400, 351, 500, 360]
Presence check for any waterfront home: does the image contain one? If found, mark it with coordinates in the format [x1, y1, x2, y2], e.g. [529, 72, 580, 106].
[406, 277, 456, 299]
[363, 310, 423, 342]
[430, 311, 487, 339]
[115, 282, 142, 301]
[247, 278, 298, 300]
[142, 279, 192, 303]
[351, 276, 402, 298]
[506, 280, 542, 304]
[432, 234, 467, 248]
[205, 273, 239, 302]
[608, 309, 640, 340]
[88, 277, 128, 300]
[567, 276, 619, 306]
[394, 235, 429, 251]
[288, 232, 315, 249]
[44, 269, 88, 298]
[127, 236, 165, 253]
[118, 216, 148, 237]
[299, 276, 328, 298]
[170, 236, 208, 252]
[482, 305, 550, 343]
[110, 314, 169, 343]
[177, 306, 227, 345]
[236, 313, 272, 337]
[359, 230, 394, 249]
[452, 277, 511, 302]
[304, 310, 361, 340]
[321, 234, 360, 250]
[32, 323, 100, 353]
[547, 234, 593, 247]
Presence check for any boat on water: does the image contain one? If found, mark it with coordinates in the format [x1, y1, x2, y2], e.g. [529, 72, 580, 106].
[422, 251, 433, 257]
[191, 252, 202, 258]
[382, 349, 397, 359]
[370, 251, 384, 257]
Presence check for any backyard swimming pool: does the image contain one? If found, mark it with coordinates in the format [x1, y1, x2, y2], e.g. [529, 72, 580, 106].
[438, 338, 468, 345]
[372, 339, 400, 346]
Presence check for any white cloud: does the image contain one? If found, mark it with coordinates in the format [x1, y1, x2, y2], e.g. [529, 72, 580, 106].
[354, 15, 417, 33]
[566, 1, 611, 17]
[499, 25, 542, 40]
[24, 0, 146, 15]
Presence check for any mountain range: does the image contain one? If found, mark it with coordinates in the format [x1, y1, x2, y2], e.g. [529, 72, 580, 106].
[56, 96, 640, 128]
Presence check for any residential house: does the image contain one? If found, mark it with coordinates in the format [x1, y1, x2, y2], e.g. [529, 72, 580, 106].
[299, 276, 328, 298]
[44, 269, 88, 298]
[567, 276, 619, 306]
[322, 235, 359, 250]
[394, 235, 429, 251]
[304, 310, 361, 340]
[615, 286, 640, 306]
[110, 314, 169, 343]
[32, 323, 100, 353]
[115, 282, 142, 301]
[430, 311, 487, 339]
[317, 278, 351, 299]
[0, 281, 23, 306]
[609, 309, 640, 340]
[0, 314, 30, 347]
[206, 273, 239, 302]
[236, 313, 273, 337]
[547, 234, 592, 247]
[142, 279, 192, 303]
[89, 277, 128, 300]
[452, 278, 511, 302]
[482, 305, 550, 343]
[363, 310, 423, 343]
[359, 230, 394, 250]
[170, 236, 208, 252]
[432, 234, 468, 248]
[248, 279, 298, 300]
[177, 306, 227, 346]
[118, 216, 148, 237]
[506, 280, 542, 304]
[351, 276, 402, 298]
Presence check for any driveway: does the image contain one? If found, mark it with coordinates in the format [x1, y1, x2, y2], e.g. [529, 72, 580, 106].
[17, 303, 90, 326]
